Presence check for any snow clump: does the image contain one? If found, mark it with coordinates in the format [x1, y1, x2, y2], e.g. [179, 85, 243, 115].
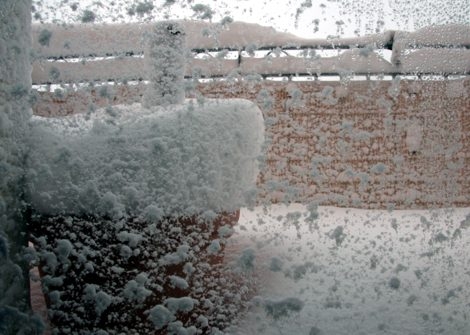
[148, 304, 175, 330]
[263, 297, 305, 320]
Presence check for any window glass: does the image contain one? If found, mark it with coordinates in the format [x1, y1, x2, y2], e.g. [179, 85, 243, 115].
[2, 1, 468, 334]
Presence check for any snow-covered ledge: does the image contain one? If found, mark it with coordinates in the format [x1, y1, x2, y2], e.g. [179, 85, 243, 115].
[26, 21, 264, 220]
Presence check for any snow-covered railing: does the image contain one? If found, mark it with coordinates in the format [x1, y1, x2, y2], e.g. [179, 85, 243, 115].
[31, 22, 470, 84]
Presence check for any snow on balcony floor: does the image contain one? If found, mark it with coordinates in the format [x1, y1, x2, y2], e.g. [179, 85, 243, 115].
[227, 204, 470, 335]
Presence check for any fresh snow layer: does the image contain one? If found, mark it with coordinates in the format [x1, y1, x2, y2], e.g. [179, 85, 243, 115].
[26, 98, 264, 218]
[228, 204, 470, 335]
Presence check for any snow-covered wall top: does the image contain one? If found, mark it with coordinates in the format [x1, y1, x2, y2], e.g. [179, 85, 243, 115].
[26, 99, 264, 219]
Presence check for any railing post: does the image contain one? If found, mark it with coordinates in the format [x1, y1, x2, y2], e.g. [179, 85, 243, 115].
[142, 21, 186, 108]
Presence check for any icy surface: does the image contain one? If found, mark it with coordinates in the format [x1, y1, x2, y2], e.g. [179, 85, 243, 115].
[26, 98, 264, 218]
[229, 205, 470, 335]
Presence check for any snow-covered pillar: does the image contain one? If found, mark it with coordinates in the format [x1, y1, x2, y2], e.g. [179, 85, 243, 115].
[142, 21, 186, 108]
[0, 0, 39, 333]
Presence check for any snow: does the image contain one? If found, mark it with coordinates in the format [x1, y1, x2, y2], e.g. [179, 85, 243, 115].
[169, 275, 189, 290]
[239, 49, 396, 76]
[54, 238, 73, 254]
[32, 49, 398, 85]
[393, 24, 470, 49]
[83, 284, 113, 316]
[0, 0, 42, 333]
[263, 297, 305, 320]
[405, 120, 423, 153]
[161, 244, 191, 266]
[391, 24, 470, 73]
[148, 298, 197, 332]
[119, 245, 133, 260]
[28, 18, 264, 219]
[148, 304, 175, 329]
[228, 204, 470, 335]
[142, 21, 186, 108]
[13, 10, 470, 335]
[26, 98, 264, 218]
[122, 275, 152, 303]
[31, 22, 470, 86]
[0, 0, 32, 232]
[237, 248, 256, 272]
[30, 204, 465, 333]
[117, 231, 143, 248]
[397, 49, 470, 74]
[165, 296, 195, 313]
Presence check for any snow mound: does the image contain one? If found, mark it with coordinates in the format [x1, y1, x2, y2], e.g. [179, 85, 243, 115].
[26, 98, 264, 218]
